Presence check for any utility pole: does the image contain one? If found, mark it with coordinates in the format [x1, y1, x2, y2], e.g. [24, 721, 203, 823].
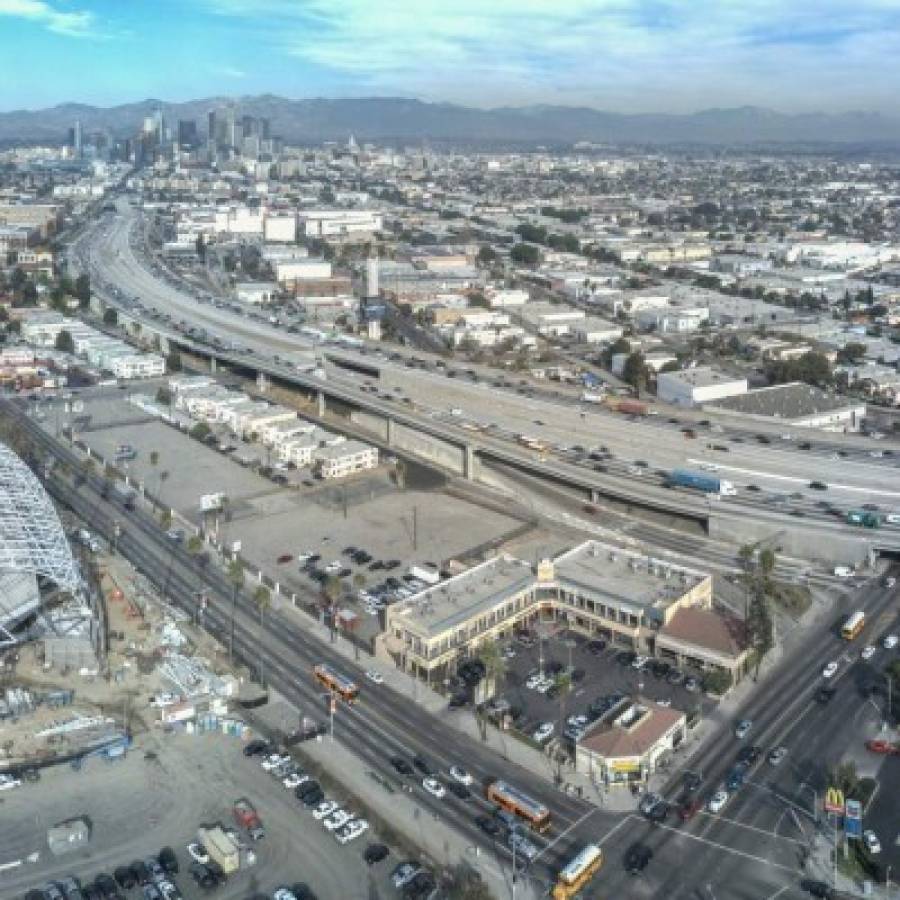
[412, 505, 418, 552]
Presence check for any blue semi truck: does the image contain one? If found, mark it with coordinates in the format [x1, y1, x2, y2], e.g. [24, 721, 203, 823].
[667, 468, 737, 496]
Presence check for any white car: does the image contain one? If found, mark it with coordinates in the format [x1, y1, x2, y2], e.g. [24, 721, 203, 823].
[883, 634, 899, 650]
[707, 790, 729, 813]
[365, 670, 384, 684]
[422, 777, 446, 799]
[261, 753, 290, 771]
[186, 842, 208, 864]
[297, 552, 313, 563]
[273, 890, 297, 900]
[282, 772, 308, 789]
[335, 818, 369, 844]
[149, 692, 179, 708]
[323, 809, 352, 831]
[535, 678, 554, 694]
[533, 722, 554, 743]
[864, 830, 882, 854]
[822, 661, 839, 679]
[324, 560, 342, 574]
[0, 775, 21, 791]
[312, 800, 338, 821]
[861, 645, 876, 660]
[449, 765, 474, 785]
[632, 655, 650, 670]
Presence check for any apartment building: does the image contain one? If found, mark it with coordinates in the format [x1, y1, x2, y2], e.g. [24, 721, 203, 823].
[316, 440, 379, 479]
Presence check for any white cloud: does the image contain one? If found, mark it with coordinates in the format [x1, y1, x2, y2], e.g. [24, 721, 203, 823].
[202, 0, 900, 112]
[0, 0, 96, 37]
[215, 65, 247, 78]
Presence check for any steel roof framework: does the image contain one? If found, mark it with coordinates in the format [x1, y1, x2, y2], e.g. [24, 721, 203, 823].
[0, 442, 80, 593]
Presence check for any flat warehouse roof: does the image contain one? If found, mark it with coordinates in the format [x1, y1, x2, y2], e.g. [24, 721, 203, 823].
[552, 541, 707, 616]
[707, 382, 864, 418]
[393, 554, 535, 636]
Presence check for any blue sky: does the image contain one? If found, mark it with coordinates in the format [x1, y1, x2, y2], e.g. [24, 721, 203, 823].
[1, 0, 899, 113]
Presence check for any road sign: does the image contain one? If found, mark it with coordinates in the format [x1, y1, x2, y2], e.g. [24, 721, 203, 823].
[825, 787, 845, 814]
[844, 799, 862, 838]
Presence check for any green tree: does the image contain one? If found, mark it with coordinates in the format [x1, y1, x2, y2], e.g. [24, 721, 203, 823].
[622, 351, 649, 395]
[190, 422, 211, 442]
[323, 575, 342, 604]
[74, 273, 91, 307]
[476, 245, 496, 265]
[186, 534, 204, 556]
[701, 669, 733, 695]
[103, 307, 119, 326]
[758, 548, 776, 577]
[510, 243, 540, 266]
[478, 642, 506, 700]
[829, 760, 859, 798]
[252, 585, 271, 625]
[836, 342, 867, 365]
[166, 349, 182, 373]
[55, 329, 74, 353]
[155, 386, 172, 406]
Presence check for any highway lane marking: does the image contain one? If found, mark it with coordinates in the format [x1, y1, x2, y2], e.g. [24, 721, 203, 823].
[686, 458, 900, 498]
[764, 887, 790, 900]
[651, 820, 797, 872]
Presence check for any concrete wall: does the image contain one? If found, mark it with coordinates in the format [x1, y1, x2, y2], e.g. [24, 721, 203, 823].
[709, 511, 876, 566]
[349, 410, 468, 476]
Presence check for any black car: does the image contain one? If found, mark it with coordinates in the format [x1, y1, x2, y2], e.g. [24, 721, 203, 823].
[295, 779, 321, 799]
[113, 867, 136, 890]
[445, 781, 471, 800]
[800, 881, 833, 899]
[413, 755, 434, 776]
[815, 686, 837, 704]
[475, 815, 501, 837]
[94, 875, 121, 900]
[737, 745, 762, 766]
[205, 860, 227, 884]
[290, 884, 318, 900]
[625, 844, 653, 874]
[157, 847, 178, 875]
[129, 861, 151, 886]
[682, 772, 702, 793]
[448, 693, 469, 709]
[390, 756, 415, 776]
[301, 786, 325, 807]
[188, 863, 215, 889]
[587, 639, 607, 655]
[647, 801, 669, 823]
[364, 843, 390, 865]
[616, 650, 637, 666]
[242, 739, 271, 757]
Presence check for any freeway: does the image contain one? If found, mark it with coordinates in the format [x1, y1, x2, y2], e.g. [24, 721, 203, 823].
[8, 400, 606, 894]
[70, 202, 900, 548]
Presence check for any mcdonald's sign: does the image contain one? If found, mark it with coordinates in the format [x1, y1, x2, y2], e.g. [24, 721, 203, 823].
[824, 787, 845, 814]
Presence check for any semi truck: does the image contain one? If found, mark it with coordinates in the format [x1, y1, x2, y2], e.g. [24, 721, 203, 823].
[667, 468, 737, 496]
[197, 826, 239, 875]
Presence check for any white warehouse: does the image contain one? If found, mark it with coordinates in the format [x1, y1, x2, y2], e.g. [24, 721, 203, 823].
[656, 367, 748, 408]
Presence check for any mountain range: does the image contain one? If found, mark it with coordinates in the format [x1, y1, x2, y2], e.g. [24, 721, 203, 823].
[1, 96, 899, 147]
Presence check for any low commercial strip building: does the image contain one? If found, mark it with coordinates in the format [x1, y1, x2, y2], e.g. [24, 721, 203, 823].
[382, 540, 747, 687]
[575, 698, 687, 788]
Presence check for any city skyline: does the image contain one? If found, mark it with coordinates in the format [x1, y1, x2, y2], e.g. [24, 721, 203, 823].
[1, 0, 900, 115]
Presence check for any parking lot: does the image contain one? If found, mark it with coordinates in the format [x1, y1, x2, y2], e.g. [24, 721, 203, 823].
[1, 729, 401, 900]
[481, 627, 716, 750]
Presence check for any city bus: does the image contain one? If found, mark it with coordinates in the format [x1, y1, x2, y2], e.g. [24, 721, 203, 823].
[313, 663, 360, 703]
[485, 780, 551, 833]
[551, 844, 603, 899]
[841, 611, 866, 641]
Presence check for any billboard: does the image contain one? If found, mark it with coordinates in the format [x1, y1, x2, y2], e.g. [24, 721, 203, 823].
[844, 799, 862, 838]
[200, 492, 224, 512]
[824, 787, 845, 815]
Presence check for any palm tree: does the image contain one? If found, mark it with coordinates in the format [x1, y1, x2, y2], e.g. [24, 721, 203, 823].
[478, 642, 507, 699]
[252, 585, 271, 626]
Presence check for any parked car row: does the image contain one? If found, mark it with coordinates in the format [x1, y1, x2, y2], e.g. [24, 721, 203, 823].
[23, 849, 181, 900]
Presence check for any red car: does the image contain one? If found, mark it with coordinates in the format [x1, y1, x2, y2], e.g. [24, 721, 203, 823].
[678, 798, 703, 822]
[866, 739, 900, 755]
[276, 553, 293, 565]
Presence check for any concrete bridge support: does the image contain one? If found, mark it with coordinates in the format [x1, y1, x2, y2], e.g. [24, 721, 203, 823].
[386, 417, 395, 447]
[317, 390, 326, 417]
[464, 444, 475, 481]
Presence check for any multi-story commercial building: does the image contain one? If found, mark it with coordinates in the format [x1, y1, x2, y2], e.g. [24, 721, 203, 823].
[381, 541, 748, 687]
